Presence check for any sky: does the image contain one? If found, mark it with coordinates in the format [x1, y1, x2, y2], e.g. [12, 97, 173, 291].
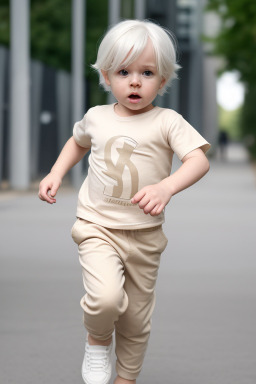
[217, 71, 245, 111]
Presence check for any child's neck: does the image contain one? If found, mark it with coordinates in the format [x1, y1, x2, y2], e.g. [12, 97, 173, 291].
[114, 103, 154, 117]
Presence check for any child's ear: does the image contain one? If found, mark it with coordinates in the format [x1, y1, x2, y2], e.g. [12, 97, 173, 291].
[159, 77, 167, 90]
[101, 70, 111, 86]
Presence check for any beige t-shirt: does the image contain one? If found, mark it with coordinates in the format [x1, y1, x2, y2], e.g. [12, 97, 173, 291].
[73, 104, 210, 229]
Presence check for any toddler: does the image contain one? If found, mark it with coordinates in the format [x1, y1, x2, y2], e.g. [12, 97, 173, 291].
[39, 19, 210, 384]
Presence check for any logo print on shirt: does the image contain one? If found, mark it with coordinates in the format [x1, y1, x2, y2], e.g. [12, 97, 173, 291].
[103, 136, 139, 199]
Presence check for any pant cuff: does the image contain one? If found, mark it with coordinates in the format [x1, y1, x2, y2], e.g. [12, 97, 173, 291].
[83, 324, 114, 341]
[84, 327, 114, 342]
[116, 362, 140, 381]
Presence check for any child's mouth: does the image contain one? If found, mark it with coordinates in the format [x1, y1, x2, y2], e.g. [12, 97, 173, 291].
[128, 94, 141, 102]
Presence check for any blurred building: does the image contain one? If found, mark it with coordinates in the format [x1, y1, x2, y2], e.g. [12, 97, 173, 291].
[0, 0, 218, 190]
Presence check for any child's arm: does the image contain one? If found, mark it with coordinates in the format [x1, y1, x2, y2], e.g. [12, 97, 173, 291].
[38, 137, 90, 204]
[131, 148, 209, 216]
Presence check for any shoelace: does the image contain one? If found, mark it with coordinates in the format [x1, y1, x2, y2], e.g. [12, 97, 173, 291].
[86, 348, 109, 372]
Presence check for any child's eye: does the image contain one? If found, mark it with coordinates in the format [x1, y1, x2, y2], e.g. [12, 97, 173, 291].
[119, 69, 128, 76]
[143, 70, 153, 77]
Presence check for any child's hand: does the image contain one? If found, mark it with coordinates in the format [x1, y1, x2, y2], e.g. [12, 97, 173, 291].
[38, 170, 62, 204]
[131, 180, 172, 216]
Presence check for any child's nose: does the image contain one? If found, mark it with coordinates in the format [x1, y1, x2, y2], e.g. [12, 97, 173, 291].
[130, 74, 141, 87]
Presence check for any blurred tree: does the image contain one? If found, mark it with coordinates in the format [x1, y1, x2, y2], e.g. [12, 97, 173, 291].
[0, 0, 108, 104]
[240, 86, 256, 158]
[218, 105, 242, 142]
[30, 0, 72, 70]
[206, 0, 256, 158]
[0, 0, 10, 45]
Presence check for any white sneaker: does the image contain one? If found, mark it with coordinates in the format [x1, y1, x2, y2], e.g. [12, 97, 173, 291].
[81, 336, 112, 384]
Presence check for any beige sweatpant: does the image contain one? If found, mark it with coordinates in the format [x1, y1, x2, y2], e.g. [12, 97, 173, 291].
[71, 218, 168, 380]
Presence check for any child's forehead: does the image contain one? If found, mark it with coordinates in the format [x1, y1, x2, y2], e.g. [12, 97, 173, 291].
[114, 38, 158, 70]
[136, 39, 156, 60]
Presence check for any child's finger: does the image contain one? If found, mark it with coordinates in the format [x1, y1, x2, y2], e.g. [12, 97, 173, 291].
[150, 204, 163, 216]
[39, 186, 49, 201]
[47, 189, 56, 201]
[131, 189, 146, 204]
[50, 183, 59, 197]
[155, 204, 165, 215]
[148, 204, 159, 216]
[138, 194, 151, 209]
[39, 185, 55, 204]
[143, 201, 157, 214]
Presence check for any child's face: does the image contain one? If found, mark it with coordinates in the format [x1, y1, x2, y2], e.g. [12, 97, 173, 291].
[101, 39, 166, 117]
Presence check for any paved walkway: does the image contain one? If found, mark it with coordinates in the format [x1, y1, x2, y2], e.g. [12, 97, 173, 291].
[1, 143, 256, 384]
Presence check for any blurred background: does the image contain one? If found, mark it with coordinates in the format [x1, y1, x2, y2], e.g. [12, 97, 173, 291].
[1, 1, 256, 384]
[1, 0, 255, 190]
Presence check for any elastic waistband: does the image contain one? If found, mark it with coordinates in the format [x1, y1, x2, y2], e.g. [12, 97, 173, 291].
[76, 217, 162, 233]
[132, 225, 162, 233]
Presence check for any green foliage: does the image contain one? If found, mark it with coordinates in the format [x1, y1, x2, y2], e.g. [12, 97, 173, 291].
[86, 0, 108, 82]
[30, 0, 72, 71]
[206, 0, 256, 158]
[218, 104, 242, 141]
[0, 0, 108, 75]
[241, 85, 256, 158]
[206, 0, 256, 83]
[0, 0, 108, 106]
[0, 0, 10, 46]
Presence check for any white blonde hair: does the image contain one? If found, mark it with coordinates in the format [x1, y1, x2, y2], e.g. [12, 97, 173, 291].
[92, 19, 181, 96]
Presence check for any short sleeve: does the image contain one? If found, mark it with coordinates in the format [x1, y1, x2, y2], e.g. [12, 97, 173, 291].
[168, 115, 211, 160]
[73, 113, 91, 148]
